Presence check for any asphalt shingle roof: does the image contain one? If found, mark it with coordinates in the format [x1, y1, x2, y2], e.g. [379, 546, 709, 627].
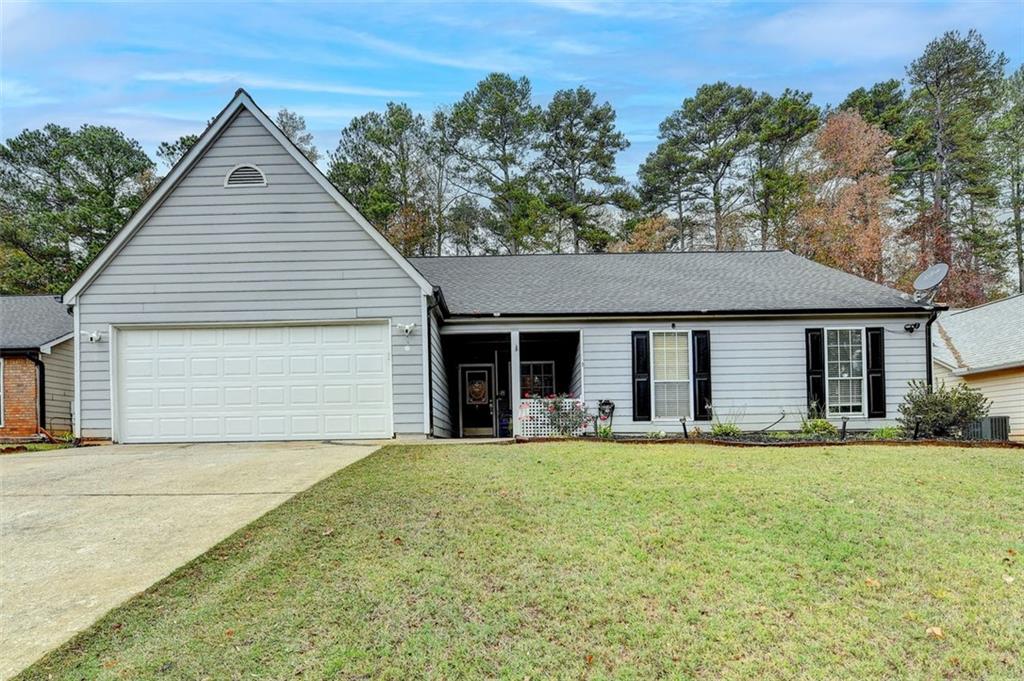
[409, 251, 932, 317]
[0, 295, 73, 350]
[934, 294, 1024, 373]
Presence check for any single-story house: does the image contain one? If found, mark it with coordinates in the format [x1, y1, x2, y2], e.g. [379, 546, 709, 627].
[0, 295, 75, 439]
[933, 294, 1024, 441]
[62, 90, 942, 443]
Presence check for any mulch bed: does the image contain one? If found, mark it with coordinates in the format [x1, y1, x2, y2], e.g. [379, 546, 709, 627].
[512, 435, 1024, 449]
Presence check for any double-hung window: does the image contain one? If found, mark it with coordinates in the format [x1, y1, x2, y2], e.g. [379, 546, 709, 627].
[651, 331, 691, 419]
[825, 328, 866, 416]
[521, 361, 555, 397]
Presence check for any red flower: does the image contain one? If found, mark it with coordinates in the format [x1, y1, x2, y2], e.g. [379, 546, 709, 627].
[600, 414, 608, 421]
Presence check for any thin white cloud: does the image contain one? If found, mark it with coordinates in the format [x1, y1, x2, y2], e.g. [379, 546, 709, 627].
[2, 79, 59, 107]
[529, 0, 616, 16]
[135, 70, 418, 98]
[747, 2, 1000, 63]
[551, 38, 601, 56]
[529, 0, 718, 20]
[331, 28, 542, 73]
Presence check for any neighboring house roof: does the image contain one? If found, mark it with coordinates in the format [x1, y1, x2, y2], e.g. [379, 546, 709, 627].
[0, 295, 73, 350]
[410, 251, 936, 317]
[63, 89, 432, 304]
[933, 293, 1024, 375]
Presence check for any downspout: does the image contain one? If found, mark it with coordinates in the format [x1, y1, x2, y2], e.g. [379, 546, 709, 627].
[925, 310, 938, 390]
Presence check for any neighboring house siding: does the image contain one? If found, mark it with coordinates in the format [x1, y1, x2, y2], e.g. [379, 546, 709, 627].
[75, 109, 426, 439]
[934, 365, 1024, 441]
[429, 310, 452, 437]
[933, 362, 959, 388]
[42, 339, 74, 432]
[443, 314, 930, 432]
[965, 368, 1024, 441]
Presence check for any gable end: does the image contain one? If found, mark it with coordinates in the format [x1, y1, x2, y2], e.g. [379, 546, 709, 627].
[64, 90, 431, 303]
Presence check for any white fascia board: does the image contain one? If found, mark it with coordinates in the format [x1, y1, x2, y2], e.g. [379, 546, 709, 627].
[39, 332, 75, 354]
[954, 360, 1024, 376]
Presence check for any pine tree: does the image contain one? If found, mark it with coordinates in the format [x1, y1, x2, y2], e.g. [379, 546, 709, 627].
[441, 73, 546, 254]
[535, 86, 629, 252]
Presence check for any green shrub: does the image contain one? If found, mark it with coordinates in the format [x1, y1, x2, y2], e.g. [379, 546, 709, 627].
[871, 426, 904, 440]
[800, 419, 840, 438]
[898, 380, 989, 438]
[769, 431, 793, 440]
[711, 422, 743, 438]
[596, 424, 614, 439]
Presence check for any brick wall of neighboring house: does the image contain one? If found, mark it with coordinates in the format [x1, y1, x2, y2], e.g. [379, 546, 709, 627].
[1, 356, 39, 438]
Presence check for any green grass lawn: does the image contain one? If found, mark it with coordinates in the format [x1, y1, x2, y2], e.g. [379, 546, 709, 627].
[21, 443, 1023, 680]
[1, 442, 72, 455]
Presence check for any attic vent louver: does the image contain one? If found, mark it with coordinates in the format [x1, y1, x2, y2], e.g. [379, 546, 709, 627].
[224, 164, 267, 187]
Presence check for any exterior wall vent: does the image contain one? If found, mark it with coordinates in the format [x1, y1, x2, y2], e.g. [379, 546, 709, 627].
[224, 164, 267, 187]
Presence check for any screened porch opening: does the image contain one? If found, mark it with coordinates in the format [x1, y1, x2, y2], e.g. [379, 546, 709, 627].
[442, 333, 512, 438]
[440, 330, 583, 438]
[518, 332, 582, 399]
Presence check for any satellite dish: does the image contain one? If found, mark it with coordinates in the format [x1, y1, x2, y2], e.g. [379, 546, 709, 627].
[912, 263, 949, 303]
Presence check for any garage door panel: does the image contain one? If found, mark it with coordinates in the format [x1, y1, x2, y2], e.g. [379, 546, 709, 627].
[116, 323, 392, 442]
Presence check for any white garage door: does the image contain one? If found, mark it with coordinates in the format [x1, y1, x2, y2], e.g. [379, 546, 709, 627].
[115, 323, 392, 443]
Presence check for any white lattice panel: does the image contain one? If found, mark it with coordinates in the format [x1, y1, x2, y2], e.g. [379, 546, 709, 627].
[518, 399, 588, 437]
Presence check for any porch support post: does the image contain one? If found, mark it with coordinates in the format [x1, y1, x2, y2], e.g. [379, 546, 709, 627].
[511, 330, 521, 437]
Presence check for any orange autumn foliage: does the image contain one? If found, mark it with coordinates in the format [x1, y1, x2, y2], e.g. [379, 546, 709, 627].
[610, 215, 675, 252]
[797, 111, 893, 283]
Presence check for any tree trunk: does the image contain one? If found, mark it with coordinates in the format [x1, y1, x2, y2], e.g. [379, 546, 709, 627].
[712, 181, 723, 250]
[674, 194, 686, 251]
[932, 96, 950, 233]
[1014, 172, 1024, 293]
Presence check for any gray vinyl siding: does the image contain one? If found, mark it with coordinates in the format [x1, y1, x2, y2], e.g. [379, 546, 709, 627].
[429, 309, 452, 437]
[42, 338, 74, 432]
[441, 314, 931, 432]
[75, 108, 426, 439]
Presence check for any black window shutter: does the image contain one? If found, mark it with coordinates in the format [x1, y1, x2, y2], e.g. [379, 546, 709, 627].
[805, 328, 825, 417]
[866, 327, 886, 418]
[631, 331, 651, 421]
[692, 330, 712, 421]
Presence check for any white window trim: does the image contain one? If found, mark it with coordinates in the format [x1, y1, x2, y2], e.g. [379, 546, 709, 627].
[0, 357, 4, 427]
[520, 360, 556, 397]
[824, 326, 868, 418]
[650, 329, 695, 422]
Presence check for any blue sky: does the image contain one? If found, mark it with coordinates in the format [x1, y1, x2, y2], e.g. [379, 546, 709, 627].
[2, 1, 1022, 178]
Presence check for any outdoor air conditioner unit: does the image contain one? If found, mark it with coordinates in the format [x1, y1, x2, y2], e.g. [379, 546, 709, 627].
[964, 416, 1010, 441]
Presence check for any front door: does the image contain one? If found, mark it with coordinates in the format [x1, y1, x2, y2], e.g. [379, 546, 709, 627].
[459, 364, 495, 437]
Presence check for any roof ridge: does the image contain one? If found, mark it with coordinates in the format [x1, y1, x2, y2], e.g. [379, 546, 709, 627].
[409, 250, 787, 259]
[936, 321, 966, 368]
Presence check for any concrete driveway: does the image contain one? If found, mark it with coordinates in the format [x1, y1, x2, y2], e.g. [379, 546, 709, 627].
[0, 440, 379, 679]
